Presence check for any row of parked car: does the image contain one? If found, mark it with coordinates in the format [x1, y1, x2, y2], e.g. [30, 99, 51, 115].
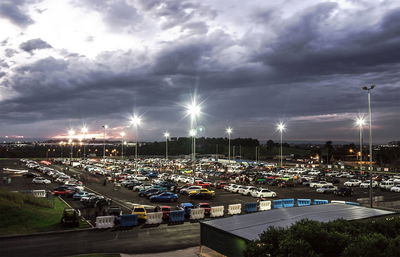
[225, 184, 277, 198]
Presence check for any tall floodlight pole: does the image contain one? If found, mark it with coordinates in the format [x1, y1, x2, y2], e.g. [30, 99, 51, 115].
[355, 117, 366, 172]
[130, 115, 142, 170]
[226, 127, 233, 161]
[81, 126, 88, 159]
[68, 129, 75, 161]
[277, 122, 286, 169]
[362, 85, 375, 208]
[120, 132, 126, 159]
[185, 99, 201, 163]
[102, 125, 108, 161]
[164, 132, 170, 160]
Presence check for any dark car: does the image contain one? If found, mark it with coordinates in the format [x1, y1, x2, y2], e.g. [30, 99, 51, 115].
[23, 172, 40, 178]
[104, 206, 122, 216]
[333, 187, 353, 197]
[125, 181, 142, 190]
[61, 208, 80, 227]
[139, 188, 161, 197]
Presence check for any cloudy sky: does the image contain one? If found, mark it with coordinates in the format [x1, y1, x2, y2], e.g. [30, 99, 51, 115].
[0, 0, 399, 143]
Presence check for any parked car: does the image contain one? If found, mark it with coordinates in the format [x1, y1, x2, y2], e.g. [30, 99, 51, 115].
[380, 181, 395, 190]
[61, 208, 80, 227]
[333, 187, 353, 196]
[150, 192, 178, 202]
[316, 185, 338, 193]
[180, 186, 202, 195]
[32, 177, 51, 184]
[195, 203, 211, 216]
[132, 205, 147, 220]
[72, 191, 95, 200]
[154, 205, 171, 219]
[24, 172, 40, 178]
[251, 188, 277, 198]
[390, 186, 400, 193]
[213, 181, 227, 189]
[359, 181, 379, 188]
[52, 187, 74, 196]
[241, 186, 258, 196]
[177, 203, 194, 218]
[104, 206, 122, 216]
[309, 181, 333, 188]
[138, 188, 162, 197]
[133, 184, 152, 192]
[189, 188, 215, 199]
[344, 179, 362, 187]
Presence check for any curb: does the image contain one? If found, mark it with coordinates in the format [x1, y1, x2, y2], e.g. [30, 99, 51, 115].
[0, 227, 96, 240]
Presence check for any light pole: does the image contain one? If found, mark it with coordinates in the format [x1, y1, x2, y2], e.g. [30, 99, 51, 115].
[226, 127, 233, 161]
[362, 85, 375, 208]
[189, 129, 197, 161]
[81, 126, 88, 159]
[68, 129, 75, 161]
[185, 99, 201, 162]
[102, 125, 108, 161]
[130, 115, 142, 169]
[277, 122, 286, 169]
[120, 131, 126, 159]
[355, 117, 365, 172]
[164, 132, 170, 160]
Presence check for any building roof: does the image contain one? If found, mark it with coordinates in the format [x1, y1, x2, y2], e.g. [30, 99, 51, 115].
[201, 203, 395, 241]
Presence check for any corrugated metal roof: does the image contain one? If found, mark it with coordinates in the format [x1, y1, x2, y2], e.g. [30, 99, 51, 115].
[201, 203, 395, 241]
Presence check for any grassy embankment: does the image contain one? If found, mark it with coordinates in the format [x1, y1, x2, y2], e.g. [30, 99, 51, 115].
[0, 189, 90, 235]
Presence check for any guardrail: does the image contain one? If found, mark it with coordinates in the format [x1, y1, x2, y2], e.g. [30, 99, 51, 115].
[95, 216, 115, 229]
[146, 212, 163, 225]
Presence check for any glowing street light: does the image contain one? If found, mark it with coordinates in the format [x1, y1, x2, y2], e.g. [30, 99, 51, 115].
[185, 99, 201, 162]
[164, 132, 170, 160]
[226, 127, 233, 161]
[276, 122, 286, 168]
[130, 115, 142, 161]
[81, 126, 88, 159]
[120, 131, 126, 159]
[355, 116, 366, 172]
[102, 125, 108, 161]
[362, 85, 375, 208]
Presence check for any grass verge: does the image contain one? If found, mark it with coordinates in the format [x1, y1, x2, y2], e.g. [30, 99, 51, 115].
[0, 189, 90, 235]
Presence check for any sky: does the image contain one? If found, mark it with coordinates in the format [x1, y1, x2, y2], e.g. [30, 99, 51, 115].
[0, 0, 399, 143]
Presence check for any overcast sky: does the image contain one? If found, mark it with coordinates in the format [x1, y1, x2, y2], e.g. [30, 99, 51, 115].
[0, 0, 399, 143]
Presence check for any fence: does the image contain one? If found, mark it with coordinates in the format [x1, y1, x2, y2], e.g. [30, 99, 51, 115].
[282, 198, 295, 208]
[95, 216, 115, 229]
[169, 210, 185, 224]
[210, 206, 224, 217]
[244, 202, 257, 213]
[190, 208, 205, 220]
[146, 212, 163, 225]
[297, 199, 311, 207]
[313, 199, 329, 205]
[259, 201, 271, 211]
[32, 190, 46, 198]
[119, 214, 138, 227]
[228, 204, 241, 215]
[272, 200, 283, 208]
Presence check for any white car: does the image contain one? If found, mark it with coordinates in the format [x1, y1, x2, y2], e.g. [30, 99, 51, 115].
[344, 179, 362, 187]
[32, 177, 51, 184]
[226, 184, 239, 192]
[309, 181, 333, 188]
[251, 188, 277, 198]
[133, 184, 152, 191]
[380, 181, 395, 190]
[230, 184, 241, 193]
[316, 185, 337, 193]
[237, 186, 250, 194]
[180, 186, 202, 195]
[390, 186, 400, 193]
[359, 181, 378, 188]
[134, 175, 148, 181]
[241, 186, 258, 196]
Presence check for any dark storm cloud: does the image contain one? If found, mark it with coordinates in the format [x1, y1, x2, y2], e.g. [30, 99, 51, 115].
[19, 38, 52, 53]
[0, 0, 40, 27]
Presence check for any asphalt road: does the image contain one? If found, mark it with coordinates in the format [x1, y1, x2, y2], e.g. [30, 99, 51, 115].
[0, 223, 200, 257]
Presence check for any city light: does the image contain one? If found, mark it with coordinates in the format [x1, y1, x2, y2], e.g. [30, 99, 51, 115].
[189, 128, 197, 137]
[276, 122, 286, 132]
[130, 115, 142, 127]
[164, 132, 170, 138]
[355, 117, 366, 128]
[276, 122, 286, 168]
[185, 100, 201, 122]
[68, 129, 75, 137]
[120, 131, 126, 137]
[226, 127, 233, 161]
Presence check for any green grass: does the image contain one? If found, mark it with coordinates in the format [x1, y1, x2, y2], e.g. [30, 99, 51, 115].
[0, 189, 90, 236]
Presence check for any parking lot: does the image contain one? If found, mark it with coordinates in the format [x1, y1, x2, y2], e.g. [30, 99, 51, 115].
[2, 158, 400, 228]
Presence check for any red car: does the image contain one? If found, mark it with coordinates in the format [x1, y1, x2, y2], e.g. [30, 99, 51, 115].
[215, 181, 227, 189]
[195, 203, 211, 216]
[52, 187, 74, 196]
[195, 181, 211, 189]
[154, 205, 171, 220]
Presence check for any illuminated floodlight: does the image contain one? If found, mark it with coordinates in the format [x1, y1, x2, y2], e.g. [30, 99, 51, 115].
[189, 129, 197, 137]
[130, 115, 142, 127]
[226, 127, 233, 135]
[120, 131, 126, 137]
[276, 122, 286, 132]
[164, 132, 170, 138]
[185, 99, 201, 122]
[81, 126, 88, 133]
[355, 116, 366, 128]
[68, 129, 75, 137]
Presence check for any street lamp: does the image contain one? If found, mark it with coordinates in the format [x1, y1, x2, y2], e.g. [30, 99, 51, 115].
[226, 127, 233, 161]
[276, 122, 286, 169]
[355, 117, 366, 172]
[362, 85, 375, 208]
[130, 115, 142, 160]
[81, 126, 88, 159]
[164, 132, 170, 160]
[189, 128, 197, 161]
[185, 100, 201, 161]
[102, 125, 108, 161]
[68, 129, 75, 161]
[120, 131, 126, 159]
